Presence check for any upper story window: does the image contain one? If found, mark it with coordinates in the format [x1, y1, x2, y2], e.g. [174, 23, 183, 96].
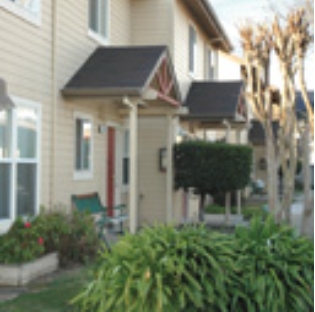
[88, 0, 109, 44]
[0, 0, 41, 26]
[74, 114, 93, 180]
[206, 48, 218, 80]
[189, 25, 197, 75]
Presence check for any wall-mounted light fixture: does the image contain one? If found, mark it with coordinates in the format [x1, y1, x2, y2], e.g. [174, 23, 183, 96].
[159, 148, 167, 172]
[98, 125, 107, 134]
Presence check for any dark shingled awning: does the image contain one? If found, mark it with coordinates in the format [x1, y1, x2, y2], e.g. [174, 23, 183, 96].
[63, 46, 171, 97]
[183, 81, 243, 121]
[249, 121, 279, 145]
[296, 91, 314, 119]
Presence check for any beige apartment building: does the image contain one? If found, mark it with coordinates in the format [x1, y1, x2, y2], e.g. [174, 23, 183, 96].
[0, 0, 242, 233]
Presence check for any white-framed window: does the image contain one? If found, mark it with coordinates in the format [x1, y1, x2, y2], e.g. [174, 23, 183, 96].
[206, 48, 215, 80]
[122, 129, 129, 187]
[0, 0, 41, 26]
[0, 97, 41, 232]
[74, 113, 93, 180]
[189, 24, 197, 75]
[88, 0, 109, 44]
[206, 48, 218, 80]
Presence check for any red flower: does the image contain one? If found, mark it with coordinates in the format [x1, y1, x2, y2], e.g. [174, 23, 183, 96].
[38, 237, 44, 245]
[24, 222, 31, 228]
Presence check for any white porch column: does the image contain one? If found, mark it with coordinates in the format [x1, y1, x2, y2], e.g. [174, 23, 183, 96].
[223, 119, 232, 224]
[123, 97, 138, 234]
[236, 128, 242, 216]
[166, 114, 174, 223]
[129, 103, 138, 234]
[225, 193, 231, 225]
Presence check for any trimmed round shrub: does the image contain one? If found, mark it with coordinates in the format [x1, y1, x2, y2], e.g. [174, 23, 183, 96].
[174, 141, 253, 194]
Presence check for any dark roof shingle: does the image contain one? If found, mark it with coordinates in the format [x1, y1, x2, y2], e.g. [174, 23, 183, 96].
[249, 121, 279, 145]
[184, 81, 243, 120]
[63, 46, 167, 96]
[296, 91, 314, 119]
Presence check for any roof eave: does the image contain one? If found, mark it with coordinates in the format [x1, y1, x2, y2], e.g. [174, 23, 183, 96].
[180, 0, 233, 52]
[62, 87, 142, 97]
[181, 114, 236, 121]
[200, 0, 233, 52]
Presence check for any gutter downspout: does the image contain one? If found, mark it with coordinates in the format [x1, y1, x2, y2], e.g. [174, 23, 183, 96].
[123, 97, 138, 234]
[50, 0, 58, 206]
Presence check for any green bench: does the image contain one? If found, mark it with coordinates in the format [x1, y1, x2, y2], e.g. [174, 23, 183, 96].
[71, 192, 128, 238]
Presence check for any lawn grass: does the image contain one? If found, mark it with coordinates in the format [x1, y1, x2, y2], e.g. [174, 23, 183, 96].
[205, 204, 267, 220]
[0, 266, 91, 312]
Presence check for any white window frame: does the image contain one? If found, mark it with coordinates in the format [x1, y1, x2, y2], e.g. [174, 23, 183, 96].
[88, 0, 110, 46]
[188, 24, 197, 77]
[73, 112, 94, 181]
[0, 0, 41, 27]
[0, 96, 41, 234]
[206, 46, 218, 80]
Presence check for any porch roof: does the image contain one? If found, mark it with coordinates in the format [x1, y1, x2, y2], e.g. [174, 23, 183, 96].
[296, 91, 314, 119]
[182, 81, 244, 122]
[249, 121, 279, 146]
[62, 46, 181, 105]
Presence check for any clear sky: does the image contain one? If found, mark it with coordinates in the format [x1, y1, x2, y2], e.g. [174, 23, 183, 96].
[210, 0, 314, 90]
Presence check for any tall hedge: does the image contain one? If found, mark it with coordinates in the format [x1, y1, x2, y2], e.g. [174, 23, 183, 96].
[174, 141, 253, 194]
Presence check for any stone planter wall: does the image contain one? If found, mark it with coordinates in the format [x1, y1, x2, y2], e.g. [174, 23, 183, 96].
[0, 252, 59, 286]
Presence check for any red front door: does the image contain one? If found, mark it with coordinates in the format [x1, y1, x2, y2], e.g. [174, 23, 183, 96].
[107, 127, 115, 217]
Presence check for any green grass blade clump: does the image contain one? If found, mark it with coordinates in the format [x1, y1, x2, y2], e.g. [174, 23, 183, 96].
[73, 225, 235, 312]
[73, 218, 313, 312]
[230, 216, 314, 312]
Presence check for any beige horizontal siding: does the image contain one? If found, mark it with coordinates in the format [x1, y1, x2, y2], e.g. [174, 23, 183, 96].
[130, 0, 172, 47]
[0, 0, 53, 207]
[173, 0, 221, 97]
[110, 0, 131, 45]
[1, 0, 132, 212]
[138, 117, 169, 225]
[51, 0, 126, 208]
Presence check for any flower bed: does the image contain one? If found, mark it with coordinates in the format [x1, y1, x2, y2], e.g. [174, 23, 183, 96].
[0, 210, 101, 286]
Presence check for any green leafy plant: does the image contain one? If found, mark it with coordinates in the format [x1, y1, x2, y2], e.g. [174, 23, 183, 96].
[0, 217, 45, 264]
[0, 210, 101, 267]
[73, 225, 236, 312]
[230, 216, 314, 311]
[73, 220, 313, 312]
[57, 210, 101, 266]
[37, 209, 101, 267]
